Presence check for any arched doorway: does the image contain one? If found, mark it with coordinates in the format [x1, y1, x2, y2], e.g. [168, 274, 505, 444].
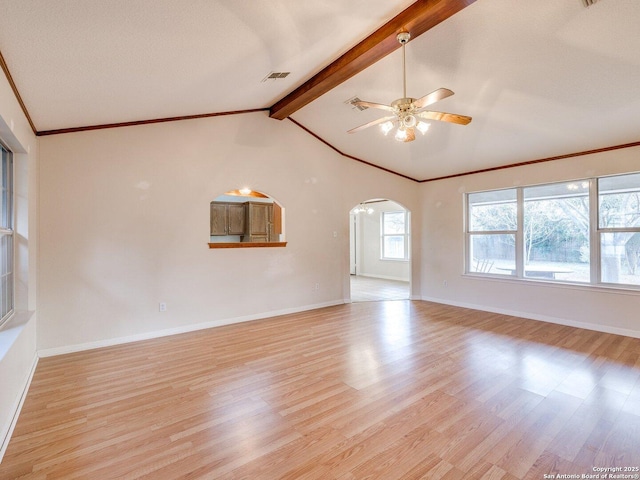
[349, 199, 411, 301]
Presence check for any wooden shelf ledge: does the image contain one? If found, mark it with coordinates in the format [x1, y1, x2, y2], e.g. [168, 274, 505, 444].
[208, 242, 287, 249]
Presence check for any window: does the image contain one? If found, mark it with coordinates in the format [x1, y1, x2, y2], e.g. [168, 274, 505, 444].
[523, 181, 590, 282]
[598, 173, 640, 286]
[381, 211, 409, 260]
[465, 172, 640, 289]
[0, 144, 13, 326]
[467, 189, 516, 275]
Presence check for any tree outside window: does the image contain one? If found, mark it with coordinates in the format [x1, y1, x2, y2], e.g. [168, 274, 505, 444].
[522, 182, 590, 282]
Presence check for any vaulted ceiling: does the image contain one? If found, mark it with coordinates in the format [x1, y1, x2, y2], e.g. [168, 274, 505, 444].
[1, 0, 639, 181]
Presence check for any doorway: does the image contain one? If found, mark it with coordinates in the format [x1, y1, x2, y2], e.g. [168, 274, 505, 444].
[349, 199, 411, 302]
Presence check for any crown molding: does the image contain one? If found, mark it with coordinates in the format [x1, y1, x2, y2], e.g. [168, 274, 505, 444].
[0, 49, 37, 135]
[36, 108, 270, 136]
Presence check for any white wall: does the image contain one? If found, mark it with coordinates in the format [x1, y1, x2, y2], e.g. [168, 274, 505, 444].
[0, 70, 38, 458]
[37, 112, 421, 353]
[420, 147, 640, 337]
[353, 200, 410, 282]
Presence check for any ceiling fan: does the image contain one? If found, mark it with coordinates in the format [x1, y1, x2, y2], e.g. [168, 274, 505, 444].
[348, 31, 472, 142]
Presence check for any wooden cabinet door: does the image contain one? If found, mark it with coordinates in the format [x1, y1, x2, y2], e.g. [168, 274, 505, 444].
[271, 202, 282, 241]
[248, 203, 269, 236]
[227, 204, 246, 235]
[210, 203, 228, 235]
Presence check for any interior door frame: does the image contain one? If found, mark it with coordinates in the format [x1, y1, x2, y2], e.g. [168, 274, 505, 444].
[349, 213, 358, 275]
[348, 199, 411, 302]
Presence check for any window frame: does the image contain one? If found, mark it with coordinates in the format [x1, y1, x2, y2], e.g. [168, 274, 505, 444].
[381, 210, 410, 261]
[596, 173, 640, 287]
[465, 171, 640, 291]
[0, 142, 14, 328]
[466, 188, 518, 276]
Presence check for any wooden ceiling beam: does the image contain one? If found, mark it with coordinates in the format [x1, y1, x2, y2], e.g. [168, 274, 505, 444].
[269, 0, 477, 120]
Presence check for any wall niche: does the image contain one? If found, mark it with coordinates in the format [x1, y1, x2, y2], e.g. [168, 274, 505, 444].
[209, 189, 286, 248]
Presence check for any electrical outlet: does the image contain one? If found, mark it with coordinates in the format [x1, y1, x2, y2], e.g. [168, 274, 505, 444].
[159, 302, 167, 312]
[315, 283, 320, 291]
[443, 280, 448, 287]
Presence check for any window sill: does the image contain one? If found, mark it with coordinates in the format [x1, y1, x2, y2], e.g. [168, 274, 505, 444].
[0, 311, 35, 362]
[463, 273, 640, 295]
[209, 242, 287, 249]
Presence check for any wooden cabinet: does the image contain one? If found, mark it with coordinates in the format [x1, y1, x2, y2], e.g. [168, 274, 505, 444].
[210, 200, 281, 242]
[210, 202, 246, 236]
[245, 202, 271, 242]
[272, 202, 282, 239]
[210, 203, 228, 236]
[227, 204, 246, 235]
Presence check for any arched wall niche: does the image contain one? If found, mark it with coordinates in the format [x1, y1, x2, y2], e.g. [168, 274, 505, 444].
[208, 189, 286, 249]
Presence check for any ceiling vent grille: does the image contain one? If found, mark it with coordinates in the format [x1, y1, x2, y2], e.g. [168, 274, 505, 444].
[262, 71, 290, 82]
[345, 96, 368, 111]
[582, 0, 598, 7]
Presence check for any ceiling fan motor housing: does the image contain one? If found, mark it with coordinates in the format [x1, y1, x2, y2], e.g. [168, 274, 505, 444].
[391, 97, 418, 128]
[391, 97, 417, 111]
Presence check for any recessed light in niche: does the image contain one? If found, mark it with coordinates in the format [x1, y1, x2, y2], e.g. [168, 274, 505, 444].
[224, 189, 269, 199]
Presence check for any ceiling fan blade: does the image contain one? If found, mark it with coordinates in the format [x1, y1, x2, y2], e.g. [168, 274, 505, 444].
[413, 88, 454, 109]
[348, 115, 396, 134]
[418, 110, 472, 125]
[351, 100, 395, 112]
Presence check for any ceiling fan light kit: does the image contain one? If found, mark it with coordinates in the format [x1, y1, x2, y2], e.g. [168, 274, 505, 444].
[416, 121, 430, 134]
[395, 126, 415, 142]
[380, 121, 394, 135]
[348, 31, 472, 143]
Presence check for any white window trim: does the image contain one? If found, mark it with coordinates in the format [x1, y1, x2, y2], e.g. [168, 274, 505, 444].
[381, 210, 410, 261]
[0, 142, 14, 328]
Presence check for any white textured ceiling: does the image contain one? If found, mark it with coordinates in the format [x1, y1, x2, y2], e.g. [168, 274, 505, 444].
[0, 0, 414, 129]
[1, 0, 639, 181]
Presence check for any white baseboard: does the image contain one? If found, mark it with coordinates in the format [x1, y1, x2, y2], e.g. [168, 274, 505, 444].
[38, 300, 345, 358]
[421, 296, 640, 339]
[356, 274, 409, 282]
[0, 353, 38, 462]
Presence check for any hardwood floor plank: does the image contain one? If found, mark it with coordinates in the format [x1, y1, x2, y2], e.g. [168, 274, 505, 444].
[469, 463, 510, 480]
[223, 426, 346, 480]
[1, 301, 640, 479]
[593, 411, 640, 469]
[493, 391, 583, 478]
[521, 451, 579, 480]
[546, 404, 604, 463]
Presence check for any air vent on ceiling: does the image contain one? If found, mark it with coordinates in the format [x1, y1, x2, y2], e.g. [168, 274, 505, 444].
[345, 96, 368, 111]
[582, 0, 598, 7]
[262, 71, 290, 82]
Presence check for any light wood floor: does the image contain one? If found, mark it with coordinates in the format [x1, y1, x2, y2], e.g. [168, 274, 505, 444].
[350, 275, 410, 302]
[2, 301, 640, 479]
